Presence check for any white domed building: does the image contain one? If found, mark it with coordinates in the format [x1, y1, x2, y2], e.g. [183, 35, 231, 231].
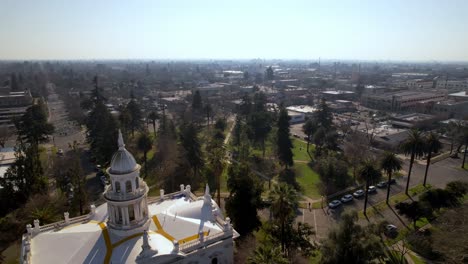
[20, 130, 239, 264]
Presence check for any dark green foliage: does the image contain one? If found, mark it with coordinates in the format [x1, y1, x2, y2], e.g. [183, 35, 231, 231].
[247, 111, 272, 157]
[214, 118, 227, 131]
[192, 90, 202, 109]
[0, 143, 46, 209]
[137, 132, 152, 178]
[445, 180, 468, 198]
[265, 66, 274, 81]
[278, 168, 300, 190]
[419, 188, 454, 212]
[248, 243, 288, 264]
[396, 201, 432, 229]
[15, 102, 54, 145]
[268, 183, 299, 256]
[320, 210, 385, 264]
[126, 97, 143, 137]
[315, 157, 350, 195]
[225, 164, 263, 236]
[179, 122, 204, 181]
[84, 77, 118, 165]
[276, 106, 293, 168]
[314, 99, 333, 129]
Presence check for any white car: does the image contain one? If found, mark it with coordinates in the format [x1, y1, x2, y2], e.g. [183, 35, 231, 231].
[367, 186, 377, 193]
[353, 189, 365, 198]
[328, 200, 342, 209]
[340, 194, 353, 203]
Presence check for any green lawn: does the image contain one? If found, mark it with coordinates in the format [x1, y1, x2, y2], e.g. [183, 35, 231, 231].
[294, 162, 320, 199]
[292, 138, 313, 161]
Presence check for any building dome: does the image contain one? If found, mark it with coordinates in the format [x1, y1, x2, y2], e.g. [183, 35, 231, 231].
[109, 130, 138, 174]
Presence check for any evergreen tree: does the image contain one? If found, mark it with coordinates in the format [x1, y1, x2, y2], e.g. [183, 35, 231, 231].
[248, 244, 288, 264]
[137, 132, 153, 178]
[396, 201, 432, 229]
[15, 102, 54, 146]
[225, 163, 263, 236]
[84, 76, 118, 165]
[265, 66, 274, 81]
[276, 106, 293, 168]
[126, 95, 143, 137]
[179, 122, 204, 182]
[247, 111, 272, 157]
[314, 98, 333, 129]
[192, 90, 202, 109]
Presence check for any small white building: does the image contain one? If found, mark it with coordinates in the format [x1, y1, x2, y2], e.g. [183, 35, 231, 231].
[20, 131, 238, 264]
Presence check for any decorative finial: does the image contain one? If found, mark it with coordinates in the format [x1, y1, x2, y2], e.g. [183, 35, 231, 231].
[204, 184, 212, 205]
[118, 129, 125, 149]
[205, 184, 210, 197]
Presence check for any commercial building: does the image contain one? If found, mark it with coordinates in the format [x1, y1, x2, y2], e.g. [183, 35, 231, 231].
[391, 113, 440, 129]
[362, 91, 446, 112]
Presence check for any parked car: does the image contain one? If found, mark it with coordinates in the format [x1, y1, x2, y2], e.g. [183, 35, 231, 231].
[340, 194, 353, 203]
[353, 189, 365, 198]
[328, 200, 342, 209]
[367, 186, 377, 193]
[384, 224, 398, 237]
[376, 181, 388, 188]
[57, 149, 64, 156]
[389, 178, 397, 185]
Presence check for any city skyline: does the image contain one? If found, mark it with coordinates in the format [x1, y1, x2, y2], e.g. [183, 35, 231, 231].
[1, 0, 468, 61]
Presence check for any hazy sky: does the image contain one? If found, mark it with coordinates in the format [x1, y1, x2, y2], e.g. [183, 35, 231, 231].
[1, 0, 467, 61]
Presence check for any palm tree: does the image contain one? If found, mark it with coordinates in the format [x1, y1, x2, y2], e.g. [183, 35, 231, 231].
[268, 183, 298, 253]
[358, 161, 382, 216]
[401, 129, 426, 195]
[137, 132, 152, 178]
[248, 244, 288, 264]
[147, 111, 158, 136]
[423, 132, 442, 186]
[380, 152, 402, 204]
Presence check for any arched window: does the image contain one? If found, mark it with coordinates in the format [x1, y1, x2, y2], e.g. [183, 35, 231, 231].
[211, 258, 218, 264]
[128, 204, 135, 221]
[135, 177, 139, 189]
[126, 180, 132, 193]
[115, 181, 121, 193]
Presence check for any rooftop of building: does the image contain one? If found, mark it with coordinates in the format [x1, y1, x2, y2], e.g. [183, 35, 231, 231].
[449, 91, 468, 97]
[321, 90, 355, 95]
[286, 105, 317, 114]
[22, 186, 238, 264]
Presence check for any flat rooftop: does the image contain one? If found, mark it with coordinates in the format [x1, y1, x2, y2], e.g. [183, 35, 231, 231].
[286, 105, 317, 114]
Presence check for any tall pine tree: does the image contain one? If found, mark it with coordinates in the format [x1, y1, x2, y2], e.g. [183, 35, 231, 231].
[277, 106, 294, 168]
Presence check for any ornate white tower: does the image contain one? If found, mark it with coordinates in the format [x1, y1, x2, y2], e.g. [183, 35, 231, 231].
[104, 130, 150, 236]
